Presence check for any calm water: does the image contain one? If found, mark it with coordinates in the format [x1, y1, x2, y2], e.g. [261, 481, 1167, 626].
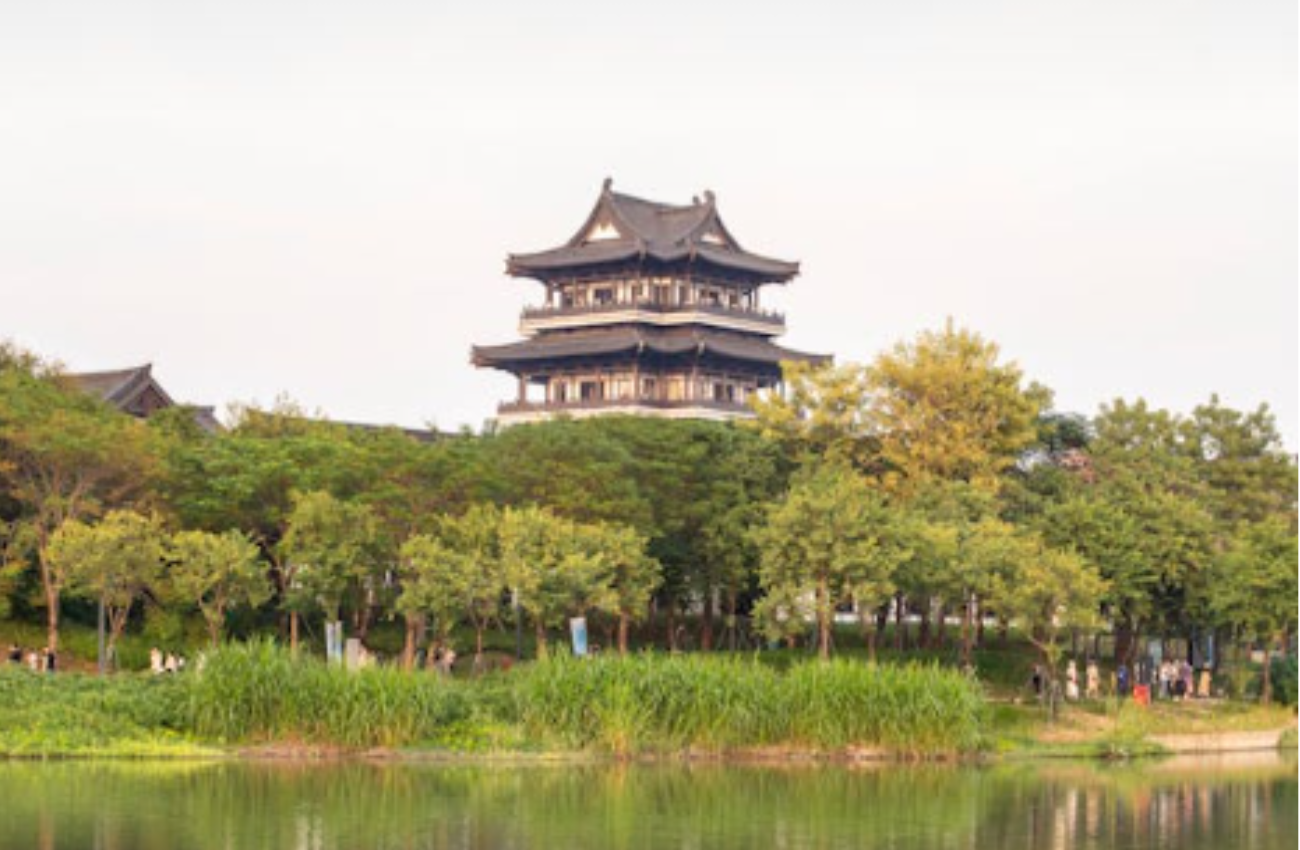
[0, 753, 1294, 849]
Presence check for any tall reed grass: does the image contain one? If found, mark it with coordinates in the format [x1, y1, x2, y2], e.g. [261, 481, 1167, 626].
[5, 643, 987, 756]
[187, 640, 474, 747]
[514, 654, 985, 756]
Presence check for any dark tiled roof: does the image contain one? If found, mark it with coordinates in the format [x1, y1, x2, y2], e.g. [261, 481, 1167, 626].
[472, 326, 829, 370]
[68, 364, 174, 408]
[68, 365, 224, 433]
[506, 180, 800, 282]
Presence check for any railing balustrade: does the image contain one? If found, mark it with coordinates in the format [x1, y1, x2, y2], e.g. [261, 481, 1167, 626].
[519, 300, 784, 325]
[498, 397, 753, 415]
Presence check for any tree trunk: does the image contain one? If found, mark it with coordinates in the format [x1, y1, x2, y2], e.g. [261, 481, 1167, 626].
[961, 593, 973, 666]
[357, 601, 372, 641]
[474, 625, 486, 673]
[816, 575, 831, 661]
[666, 605, 677, 653]
[108, 608, 130, 665]
[535, 623, 548, 659]
[700, 587, 714, 652]
[1115, 620, 1135, 665]
[1262, 638, 1274, 705]
[207, 616, 222, 649]
[43, 581, 60, 655]
[861, 608, 877, 663]
[401, 615, 419, 671]
[617, 613, 629, 656]
[918, 602, 931, 649]
[894, 594, 905, 651]
[289, 610, 300, 656]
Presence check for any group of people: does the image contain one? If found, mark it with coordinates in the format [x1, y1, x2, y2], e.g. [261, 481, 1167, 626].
[1030, 659, 1103, 701]
[6, 643, 56, 673]
[148, 647, 187, 675]
[427, 644, 456, 675]
[1029, 654, 1214, 704]
[1116, 657, 1211, 701]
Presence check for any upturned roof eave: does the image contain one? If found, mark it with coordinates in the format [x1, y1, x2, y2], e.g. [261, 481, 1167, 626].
[504, 246, 800, 282]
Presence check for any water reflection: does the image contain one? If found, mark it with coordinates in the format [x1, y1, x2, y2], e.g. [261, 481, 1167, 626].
[0, 753, 1293, 850]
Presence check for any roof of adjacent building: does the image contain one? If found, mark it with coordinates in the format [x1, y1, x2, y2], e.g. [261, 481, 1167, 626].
[472, 326, 829, 370]
[69, 364, 175, 409]
[68, 364, 223, 433]
[506, 179, 800, 283]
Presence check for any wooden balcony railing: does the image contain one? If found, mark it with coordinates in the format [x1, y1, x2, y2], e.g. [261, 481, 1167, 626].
[497, 397, 753, 415]
[520, 300, 785, 327]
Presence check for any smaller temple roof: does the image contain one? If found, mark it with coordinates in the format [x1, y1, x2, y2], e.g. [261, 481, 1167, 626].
[472, 326, 829, 370]
[68, 364, 222, 433]
[70, 364, 174, 409]
[506, 180, 800, 283]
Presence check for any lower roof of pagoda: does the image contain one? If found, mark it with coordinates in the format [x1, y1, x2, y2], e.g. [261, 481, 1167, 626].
[471, 326, 830, 372]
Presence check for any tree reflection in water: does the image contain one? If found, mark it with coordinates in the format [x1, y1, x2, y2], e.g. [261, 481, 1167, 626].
[0, 753, 1293, 850]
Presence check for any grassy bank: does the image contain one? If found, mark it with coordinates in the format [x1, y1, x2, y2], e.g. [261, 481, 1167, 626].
[4, 642, 1291, 760]
[3, 642, 984, 758]
[987, 698, 1297, 758]
[0, 668, 214, 757]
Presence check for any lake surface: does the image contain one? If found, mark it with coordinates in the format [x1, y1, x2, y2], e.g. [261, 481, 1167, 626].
[0, 753, 1294, 849]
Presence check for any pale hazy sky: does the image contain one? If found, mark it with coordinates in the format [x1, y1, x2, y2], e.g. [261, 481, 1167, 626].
[2, 2, 1295, 447]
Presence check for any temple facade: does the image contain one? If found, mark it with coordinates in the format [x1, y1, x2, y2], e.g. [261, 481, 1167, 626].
[473, 180, 829, 426]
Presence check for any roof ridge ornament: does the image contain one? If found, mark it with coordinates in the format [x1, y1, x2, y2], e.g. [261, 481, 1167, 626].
[602, 177, 614, 193]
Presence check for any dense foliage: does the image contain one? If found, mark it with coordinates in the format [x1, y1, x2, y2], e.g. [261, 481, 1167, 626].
[1, 327, 1295, 701]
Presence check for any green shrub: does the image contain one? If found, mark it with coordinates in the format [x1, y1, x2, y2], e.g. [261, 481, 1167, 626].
[0, 667, 195, 756]
[1263, 655, 1297, 706]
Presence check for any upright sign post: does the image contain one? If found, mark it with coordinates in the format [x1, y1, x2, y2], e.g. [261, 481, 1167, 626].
[569, 617, 588, 657]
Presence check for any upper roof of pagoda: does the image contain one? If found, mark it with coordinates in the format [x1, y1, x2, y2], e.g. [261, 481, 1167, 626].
[506, 179, 800, 284]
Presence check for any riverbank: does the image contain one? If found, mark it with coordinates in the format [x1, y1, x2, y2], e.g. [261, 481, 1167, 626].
[1, 644, 984, 759]
[2, 645, 1294, 762]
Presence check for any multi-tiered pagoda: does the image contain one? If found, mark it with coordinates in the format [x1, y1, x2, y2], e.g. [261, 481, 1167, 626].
[473, 180, 829, 425]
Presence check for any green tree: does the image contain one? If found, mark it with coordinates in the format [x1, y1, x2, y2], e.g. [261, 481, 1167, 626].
[168, 529, 269, 646]
[433, 504, 508, 666]
[498, 505, 617, 657]
[1205, 518, 1299, 704]
[987, 535, 1107, 679]
[753, 461, 907, 660]
[866, 321, 1046, 497]
[586, 521, 660, 654]
[396, 534, 471, 665]
[1078, 400, 1216, 657]
[277, 490, 379, 650]
[46, 510, 166, 659]
[750, 361, 876, 467]
[485, 419, 650, 528]
[1181, 396, 1296, 527]
[0, 364, 157, 653]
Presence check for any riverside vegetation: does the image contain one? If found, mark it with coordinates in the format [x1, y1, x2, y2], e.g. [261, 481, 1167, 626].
[0, 642, 985, 757]
[1, 324, 1296, 757]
